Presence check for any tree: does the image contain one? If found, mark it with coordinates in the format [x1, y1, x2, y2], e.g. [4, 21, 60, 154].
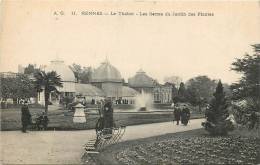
[230, 44, 260, 129]
[186, 76, 217, 103]
[0, 77, 16, 100]
[69, 64, 92, 83]
[185, 76, 217, 112]
[173, 82, 187, 103]
[0, 74, 37, 102]
[34, 71, 63, 114]
[202, 80, 234, 135]
[15, 74, 37, 100]
[164, 82, 178, 102]
[164, 76, 182, 88]
[231, 44, 260, 109]
[80, 67, 92, 83]
[69, 63, 81, 82]
[24, 64, 40, 75]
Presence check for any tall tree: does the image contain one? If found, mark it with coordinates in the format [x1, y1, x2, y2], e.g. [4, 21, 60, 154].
[173, 82, 187, 103]
[164, 82, 178, 102]
[186, 76, 217, 104]
[0, 75, 37, 102]
[69, 63, 81, 82]
[203, 80, 234, 135]
[24, 64, 40, 75]
[231, 44, 260, 111]
[34, 71, 63, 114]
[80, 67, 92, 83]
[69, 64, 92, 83]
[15, 74, 37, 100]
[0, 77, 16, 100]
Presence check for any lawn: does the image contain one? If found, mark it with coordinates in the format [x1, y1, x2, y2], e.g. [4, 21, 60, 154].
[0, 106, 204, 131]
[83, 128, 260, 165]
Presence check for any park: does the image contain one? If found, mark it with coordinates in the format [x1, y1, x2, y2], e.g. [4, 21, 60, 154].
[1, 44, 259, 164]
[0, 1, 260, 163]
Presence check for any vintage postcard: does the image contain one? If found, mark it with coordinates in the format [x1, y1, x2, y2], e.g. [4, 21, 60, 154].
[0, 1, 259, 164]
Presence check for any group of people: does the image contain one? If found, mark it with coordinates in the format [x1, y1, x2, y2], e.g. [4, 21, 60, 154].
[21, 101, 49, 133]
[173, 103, 191, 126]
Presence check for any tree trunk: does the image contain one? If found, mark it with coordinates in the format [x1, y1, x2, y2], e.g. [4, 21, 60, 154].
[44, 91, 49, 115]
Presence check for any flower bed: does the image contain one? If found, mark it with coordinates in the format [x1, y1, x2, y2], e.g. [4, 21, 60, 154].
[116, 136, 259, 165]
[86, 129, 260, 165]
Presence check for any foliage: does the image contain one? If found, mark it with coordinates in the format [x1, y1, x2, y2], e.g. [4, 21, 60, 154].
[231, 44, 260, 129]
[164, 82, 178, 101]
[232, 100, 260, 129]
[69, 63, 92, 83]
[60, 96, 74, 109]
[0, 74, 37, 101]
[163, 76, 182, 87]
[203, 81, 234, 135]
[186, 76, 217, 106]
[173, 82, 187, 103]
[34, 71, 63, 114]
[24, 64, 40, 75]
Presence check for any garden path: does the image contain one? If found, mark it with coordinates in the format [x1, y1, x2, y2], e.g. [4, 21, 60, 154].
[0, 118, 204, 164]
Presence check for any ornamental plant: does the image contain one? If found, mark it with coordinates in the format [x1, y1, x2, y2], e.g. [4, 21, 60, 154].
[202, 80, 234, 135]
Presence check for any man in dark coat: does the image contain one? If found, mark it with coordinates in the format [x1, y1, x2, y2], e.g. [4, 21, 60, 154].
[174, 104, 181, 125]
[21, 101, 31, 133]
[103, 99, 114, 135]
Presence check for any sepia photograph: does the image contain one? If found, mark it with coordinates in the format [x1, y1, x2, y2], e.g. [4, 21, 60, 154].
[0, 0, 259, 164]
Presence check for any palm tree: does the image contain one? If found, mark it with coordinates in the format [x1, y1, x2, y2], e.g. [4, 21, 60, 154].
[34, 71, 63, 114]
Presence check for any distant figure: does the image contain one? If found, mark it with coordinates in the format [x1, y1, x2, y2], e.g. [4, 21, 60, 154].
[174, 104, 181, 125]
[103, 99, 114, 135]
[181, 104, 190, 126]
[21, 101, 31, 133]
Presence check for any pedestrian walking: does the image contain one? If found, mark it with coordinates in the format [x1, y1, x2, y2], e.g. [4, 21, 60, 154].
[21, 101, 31, 133]
[174, 104, 181, 125]
[181, 104, 191, 126]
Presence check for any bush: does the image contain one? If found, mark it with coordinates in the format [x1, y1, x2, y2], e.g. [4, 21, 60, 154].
[232, 100, 260, 129]
[202, 81, 234, 136]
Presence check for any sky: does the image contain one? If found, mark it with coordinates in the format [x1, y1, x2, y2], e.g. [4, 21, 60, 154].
[0, 1, 259, 84]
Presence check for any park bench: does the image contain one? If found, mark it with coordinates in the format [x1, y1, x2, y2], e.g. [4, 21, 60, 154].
[84, 125, 126, 154]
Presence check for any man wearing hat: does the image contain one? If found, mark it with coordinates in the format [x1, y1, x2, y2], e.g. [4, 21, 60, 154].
[21, 101, 31, 133]
[103, 98, 114, 135]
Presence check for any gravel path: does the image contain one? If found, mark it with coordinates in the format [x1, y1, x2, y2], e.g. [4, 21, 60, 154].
[0, 118, 204, 164]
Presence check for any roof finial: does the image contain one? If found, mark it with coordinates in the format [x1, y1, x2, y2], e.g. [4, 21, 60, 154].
[105, 55, 109, 64]
[137, 64, 144, 73]
[51, 52, 64, 63]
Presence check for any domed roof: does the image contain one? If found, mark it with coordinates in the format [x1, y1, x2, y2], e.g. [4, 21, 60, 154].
[75, 84, 105, 96]
[122, 86, 138, 97]
[91, 60, 122, 83]
[45, 59, 75, 82]
[128, 69, 156, 88]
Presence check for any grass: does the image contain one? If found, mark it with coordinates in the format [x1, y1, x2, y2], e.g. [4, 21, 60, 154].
[0, 107, 204, 131]
[83, 128, 260, 165]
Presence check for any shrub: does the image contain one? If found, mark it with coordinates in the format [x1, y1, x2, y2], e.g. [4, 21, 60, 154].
[202, 81, 234, 135]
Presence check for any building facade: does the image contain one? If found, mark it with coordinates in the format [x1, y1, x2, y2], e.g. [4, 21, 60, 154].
[37, 58, 174, 106]
[129, 69, 173, 104]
